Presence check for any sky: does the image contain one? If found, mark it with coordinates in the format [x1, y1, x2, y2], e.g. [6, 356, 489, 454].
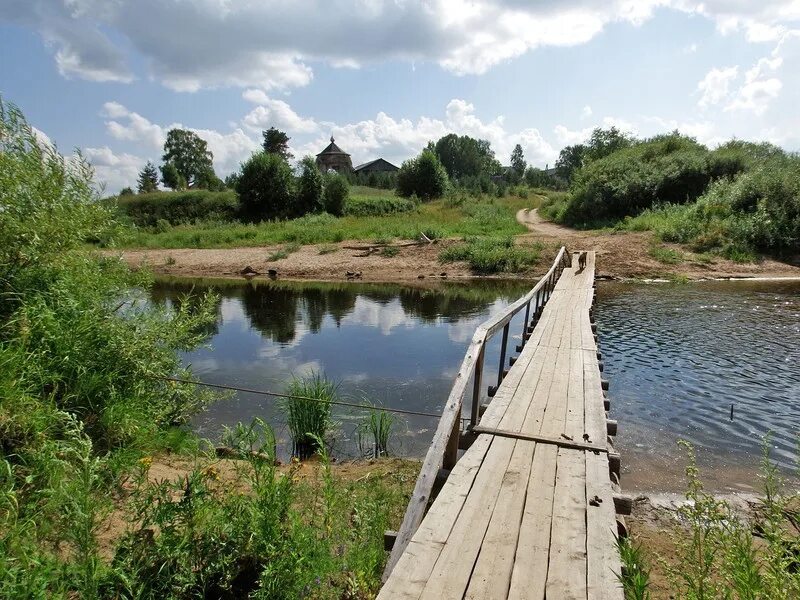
[2, 1, 800, 193]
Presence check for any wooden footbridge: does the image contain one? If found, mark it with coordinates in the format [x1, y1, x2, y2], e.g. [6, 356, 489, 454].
[379, 249, 628, 599]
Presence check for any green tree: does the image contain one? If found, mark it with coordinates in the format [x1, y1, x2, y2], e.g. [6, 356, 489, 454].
[137, 161, 159, 194]
[262, 127, 293, 161]
[236, 151, 295, 220]
[119, 186, 135, 196]
[555, 144, 586, 183]
[224, 171, 240, 190]
[161, 128, 214, 188]
[297, 156, 324, 215]
[584, 127, 635, 162]
[433, 134, 500, 180]
[195, 167, 225, 191]
[160, 161, 187, 190]
[397, 150, 449, 200]
[510, 144, 526, 177]
[323, 173, 349, 216]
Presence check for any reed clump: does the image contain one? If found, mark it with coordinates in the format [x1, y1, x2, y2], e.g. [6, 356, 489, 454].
[284, 373, 337, 458]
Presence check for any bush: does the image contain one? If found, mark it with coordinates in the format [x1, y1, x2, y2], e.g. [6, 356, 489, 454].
[296, 156, 324, 215]
[344, 195, 416, 216]
[563, 133, 712, 225]
[397, 150, 449, 200]
[237, 151, 295, 221]
[323, 173, 349, 216]
[115, 190, 239, 226]
[439, 237, 540, 273]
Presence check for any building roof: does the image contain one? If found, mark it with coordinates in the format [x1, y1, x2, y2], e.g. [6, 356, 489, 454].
[316, 136, 350, 156]
[353, 158, 399, 172]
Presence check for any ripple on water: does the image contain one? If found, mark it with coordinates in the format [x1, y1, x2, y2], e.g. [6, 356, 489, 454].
[597, 280, 800, 491]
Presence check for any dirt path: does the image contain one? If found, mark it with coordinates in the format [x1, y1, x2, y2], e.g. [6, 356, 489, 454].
[515, 207, 800, 280]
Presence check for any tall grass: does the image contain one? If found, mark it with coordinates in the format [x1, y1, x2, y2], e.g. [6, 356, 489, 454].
[284, 373, 337, 458]
[357, 407, 396, 458]
[439, 237, 542, 274]
[118, 195, 531, 249]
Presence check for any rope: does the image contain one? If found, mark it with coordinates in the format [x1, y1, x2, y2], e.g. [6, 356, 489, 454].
[152, 375, 455, 420]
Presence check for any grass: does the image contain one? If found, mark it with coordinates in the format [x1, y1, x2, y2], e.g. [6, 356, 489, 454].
[118, 191, 532, 249]
[268, 241, 301, 261]
[439, 237, 542, 274]
[647, 243, 684, 264]
[379, 246, 399, 258]
[318, 244, 338, 255]
[356, 407, 396, 458]
[284, 373, 337, 458]
[619, 440, 800, 598]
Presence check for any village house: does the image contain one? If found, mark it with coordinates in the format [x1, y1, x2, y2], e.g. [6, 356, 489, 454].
[316, 137, 398, 175]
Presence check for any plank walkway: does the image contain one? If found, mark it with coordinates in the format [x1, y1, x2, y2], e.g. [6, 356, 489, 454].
[379, 251, 623, 600]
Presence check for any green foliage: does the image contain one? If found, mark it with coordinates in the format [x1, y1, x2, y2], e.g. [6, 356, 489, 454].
[296, 156, 325, 215]
[160, 161, 186, 191]
[648, 244, 684, 264]
[357, 408, 395, 458]
[555, 143, 587, 183]
[237, 151, 296, 221]
[397, 150, 449, 200]
[137, 161, 159, 194]
[125, 195, 529, 249]
[262, 127, 293, 161]
[349, 169, 397, 189]
[432, 133, 501, 180]
[524, 166, 561, 189]
[267, 242, 300, 261]
[379, 246, 399, 258]
[439, 237, 540, 274]
[284, 373, 336, 458]
[344, 194, 416, 216]
[115, 189, 239, 226]
[510, 144, 526, 179]
[564, 134, 712, 225]
[162, 128, 214, 188]
[616, 537, 651, 600]
[323, 173, 349, 216]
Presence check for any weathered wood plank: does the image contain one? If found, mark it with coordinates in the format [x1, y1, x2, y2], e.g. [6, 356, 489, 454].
[586, 451, 624, 599]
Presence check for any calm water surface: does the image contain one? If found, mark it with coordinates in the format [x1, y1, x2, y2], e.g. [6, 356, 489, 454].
[153, 277, 800, 491]
[152, 278, 531, 459]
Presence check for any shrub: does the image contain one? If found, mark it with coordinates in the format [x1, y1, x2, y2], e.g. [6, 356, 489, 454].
[296, 156, 324, 215]
[439, 237, 540, 273]
[344, 195, 416, 216]
[397, 150, 449, 200]
[563, 133, 712, 225]
[323, 173, 349, 216]
[115, 190, 239, 226]
[237, 151, 295, 221]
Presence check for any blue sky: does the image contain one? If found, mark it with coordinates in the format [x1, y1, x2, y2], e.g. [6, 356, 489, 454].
[2, 1, 799, 192]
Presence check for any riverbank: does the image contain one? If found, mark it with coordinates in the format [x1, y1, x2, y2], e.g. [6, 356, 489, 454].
[110, 223, 800, 282]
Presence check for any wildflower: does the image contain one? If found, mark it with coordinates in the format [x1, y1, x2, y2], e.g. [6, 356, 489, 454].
[139, 456, 152, 469]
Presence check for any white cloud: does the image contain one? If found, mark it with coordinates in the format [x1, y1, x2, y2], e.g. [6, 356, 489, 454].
[581, 105, 593, 119]
[725, 52, 784, 115]
[102, 102, 166, 149]
[697, 66, 739, 108]
[83, 146, 143, 193]
[6, 1, 800, 90]
[241, 91, 318, 134]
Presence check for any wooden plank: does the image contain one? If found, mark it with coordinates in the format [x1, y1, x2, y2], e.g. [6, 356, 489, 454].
[470, 425, 606, 453]
[545, 448, 588, 600]
[586, 451, 624, 599]
[583, 348, 608, 447]
[464, 439, 535, 599]
[507, 443, 558, 599]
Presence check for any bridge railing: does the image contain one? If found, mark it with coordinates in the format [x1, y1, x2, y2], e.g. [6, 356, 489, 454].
[383, 246, 572, 579]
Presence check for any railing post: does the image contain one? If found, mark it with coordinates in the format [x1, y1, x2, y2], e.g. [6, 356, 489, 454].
[443, 406, 460, 469]
[496, 322, 509, 387]
[470, 345, 485, 428]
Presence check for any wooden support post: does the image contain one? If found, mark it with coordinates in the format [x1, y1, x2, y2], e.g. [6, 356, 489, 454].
[509, 356, 517, 366]
[601, 378, 610, 391]
[598, 361, 604, 372]
[613, 494, 633, 515]
[607, 420, 618, 436]
[443, 407, 460, 470]
[521, 300, 530, 347]
[604, 397, 611, 411]
[608, 452, 621, 480]
[384, 530, 398, 551]
[469, 345, 485, 427]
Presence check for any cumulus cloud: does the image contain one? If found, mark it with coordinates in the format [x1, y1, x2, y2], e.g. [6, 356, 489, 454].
[83, 146, 144, 193]
[242, 91, 318, 134]
[4, 1, 800, 90]
[697, 66, 739, 108]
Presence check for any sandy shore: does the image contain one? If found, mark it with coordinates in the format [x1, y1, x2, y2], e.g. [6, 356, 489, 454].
[109, 210, 800, 282]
